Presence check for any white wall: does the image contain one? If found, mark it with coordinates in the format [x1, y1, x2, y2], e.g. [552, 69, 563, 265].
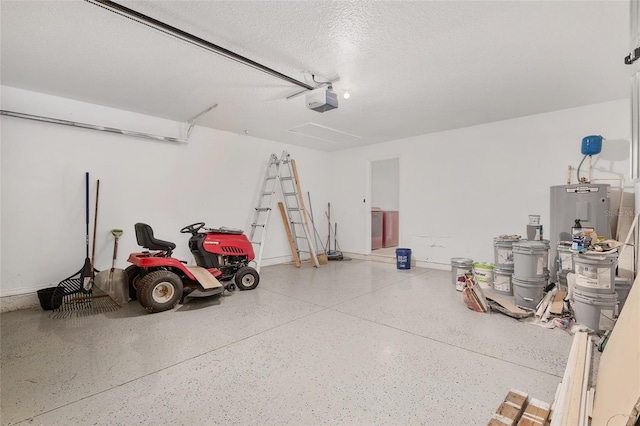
[0, 87, 331, 296]
[1, 87, 632, 297]
[371, 158, 399, 211]
[328, 99, 632, 269]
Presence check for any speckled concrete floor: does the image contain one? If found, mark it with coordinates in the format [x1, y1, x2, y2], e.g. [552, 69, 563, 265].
[1, 261, 572, 425]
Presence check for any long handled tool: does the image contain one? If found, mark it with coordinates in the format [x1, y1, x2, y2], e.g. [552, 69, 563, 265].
[53, 173, 94, 301]
[95, 229, 129, 307]
[52, 176, 120, 317]
[307, 192, 328, 264]
[87, 178, 100, 291]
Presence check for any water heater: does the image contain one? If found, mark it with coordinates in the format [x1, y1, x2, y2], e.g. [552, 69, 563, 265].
[549, 184, 611, 281]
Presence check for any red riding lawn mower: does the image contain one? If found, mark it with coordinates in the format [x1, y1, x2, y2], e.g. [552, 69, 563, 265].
[126, 222, 259, 313]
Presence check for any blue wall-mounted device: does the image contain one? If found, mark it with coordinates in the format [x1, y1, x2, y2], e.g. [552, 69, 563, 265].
[581, 135, 603, 155]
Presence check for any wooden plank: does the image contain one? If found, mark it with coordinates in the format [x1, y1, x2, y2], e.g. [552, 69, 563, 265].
[185, 266, 222, 289]
[488, 390, 528, 426]
[550, 290, 566, 316]
[518, 399, 550, 426]
[591, 273, 640, 426]
[579, 336, 592, 426]
[484, 291, 532, 318]
[278, 202, 301, 268]
[616, 207, 635, 279]
[550, 332, 582, 425]
[562, 331, 589, 426]
[290, 159, 318, 267]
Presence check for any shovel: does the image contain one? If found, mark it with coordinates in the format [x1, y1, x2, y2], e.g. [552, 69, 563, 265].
[94, 229, 129, 307]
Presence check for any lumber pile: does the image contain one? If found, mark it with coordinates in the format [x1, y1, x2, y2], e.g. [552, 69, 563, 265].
[534, 287, 568, 322]
[489, 275, 639, 426]
[591, 273, 640, 425]
[488, 390, 550, 426]
[549, 273, 640, 425]
[548, 331, 593, 425]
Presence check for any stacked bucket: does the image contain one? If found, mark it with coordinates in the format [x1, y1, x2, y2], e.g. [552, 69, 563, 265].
[492, 235, 520, 296]
[572, 252, 618, 331]
[512, 240, 550, 309]
[450, 257, 474, 291]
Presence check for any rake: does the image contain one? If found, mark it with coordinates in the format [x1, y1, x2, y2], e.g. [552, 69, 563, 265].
[51, 173, 120, 318]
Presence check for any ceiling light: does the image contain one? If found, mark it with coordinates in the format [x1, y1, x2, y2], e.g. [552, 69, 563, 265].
[343, 90, 350, 99]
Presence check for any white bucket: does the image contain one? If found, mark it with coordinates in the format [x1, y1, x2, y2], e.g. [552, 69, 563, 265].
[573, 287, 618, 331]
[513, 241, 548, 279]
[451, 257, 473, 289]
[557, 243, 574, 273]
[494, 236, 520, 266]
[512, 276, 546, 309]
[473, 262, 494, 290]
[573, 253, 617, 294]
[493, 265, 514, 296]
[615, 277, 632, 313]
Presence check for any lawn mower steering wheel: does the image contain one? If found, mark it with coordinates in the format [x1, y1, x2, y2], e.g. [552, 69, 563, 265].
[180, 222, 205, 235]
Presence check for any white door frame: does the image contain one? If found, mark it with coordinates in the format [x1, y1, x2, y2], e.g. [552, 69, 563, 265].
[367, 157, 400, 255]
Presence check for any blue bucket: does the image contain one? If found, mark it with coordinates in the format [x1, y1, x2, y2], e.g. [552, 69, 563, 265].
[396, 248, 412, 270]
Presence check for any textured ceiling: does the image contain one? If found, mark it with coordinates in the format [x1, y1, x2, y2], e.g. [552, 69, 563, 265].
[0, 0, 631, 151]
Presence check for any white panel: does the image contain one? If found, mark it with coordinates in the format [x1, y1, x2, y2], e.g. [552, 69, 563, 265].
[632, 0, 640, 49]
[630, 0, 640, 179]
[633, 69, 640, 180]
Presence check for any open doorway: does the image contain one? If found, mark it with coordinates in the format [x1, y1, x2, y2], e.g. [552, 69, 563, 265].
[370, 158, 399, 257]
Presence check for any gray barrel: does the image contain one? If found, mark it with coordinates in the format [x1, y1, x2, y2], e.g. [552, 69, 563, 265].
[614, 277, 632, 313]
[493, 265, 514, 296]
[513, 241, 548, 279]
[572, 287, 618, 331]
[451, 257, 473, 288]
[573, 253, 617, 294]
[557, 243, 573, 272]
[557, 271, 569, 292]
[512, 276, 546, 309]
[494, 235, 520, 267]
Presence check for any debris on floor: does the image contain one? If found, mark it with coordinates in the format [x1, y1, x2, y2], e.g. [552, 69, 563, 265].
[462, 274, 488, 312]
[484, 291, 533, 319]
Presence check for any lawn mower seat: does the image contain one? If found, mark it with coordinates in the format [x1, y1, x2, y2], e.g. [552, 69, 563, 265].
[134, 223, 176, 253]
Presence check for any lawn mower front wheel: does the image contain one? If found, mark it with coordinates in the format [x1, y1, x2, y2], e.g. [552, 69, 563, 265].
[234, 266, 259, 290]
[137, 270, 183, 313]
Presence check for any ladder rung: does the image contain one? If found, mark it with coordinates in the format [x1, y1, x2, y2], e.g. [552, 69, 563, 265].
[255, 207, 271, 211]
[283, 192, 297, 196]
[251, 223, 265, 227]
[266, 176, 277, 180]
[287, 207, 301, 211]
[291, 221, 304, 225]
[280, 177, 294, 181]
[262, 191, 274, 196]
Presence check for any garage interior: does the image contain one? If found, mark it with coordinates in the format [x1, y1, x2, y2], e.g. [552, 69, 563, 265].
[1, 1, 639, 425]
